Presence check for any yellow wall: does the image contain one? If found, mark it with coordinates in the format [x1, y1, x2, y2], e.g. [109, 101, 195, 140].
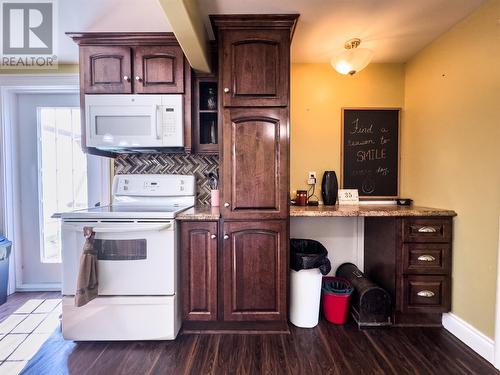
[290, 63, 405, 194]
[291, 0, 500, 338]
[402, 0, 500, 338]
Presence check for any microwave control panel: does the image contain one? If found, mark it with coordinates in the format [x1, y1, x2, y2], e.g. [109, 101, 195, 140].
[159, 95, 184, 147]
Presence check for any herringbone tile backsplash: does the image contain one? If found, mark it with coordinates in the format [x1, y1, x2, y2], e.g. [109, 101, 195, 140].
[114, 154, 219, 205]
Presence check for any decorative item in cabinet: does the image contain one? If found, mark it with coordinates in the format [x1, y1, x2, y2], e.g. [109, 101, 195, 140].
[194, 76, 218, 154]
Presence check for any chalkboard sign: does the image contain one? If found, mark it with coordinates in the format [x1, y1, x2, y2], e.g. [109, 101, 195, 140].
[341, 108, 400, 198]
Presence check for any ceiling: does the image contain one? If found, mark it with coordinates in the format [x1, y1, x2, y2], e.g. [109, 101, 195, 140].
[58, 0, 485, 64]
[59, 0, 172, 64]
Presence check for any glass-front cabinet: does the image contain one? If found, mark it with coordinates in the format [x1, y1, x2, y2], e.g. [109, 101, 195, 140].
[193, 76, 218, 153]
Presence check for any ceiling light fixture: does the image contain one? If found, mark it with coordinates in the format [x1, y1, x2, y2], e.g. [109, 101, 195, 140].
[331, 38, 373, 76]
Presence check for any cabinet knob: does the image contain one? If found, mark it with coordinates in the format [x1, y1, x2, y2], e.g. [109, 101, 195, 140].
[223, 87, 230, 93]
[123, 75, 130, 82]
[135, 76, 143, 82]
[224, 202, 230, 208]
[210, 234, 216, 239]
[223, 234, 229, 240]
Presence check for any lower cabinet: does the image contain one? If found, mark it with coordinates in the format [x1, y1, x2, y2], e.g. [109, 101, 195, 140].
[364, 216, 453, 326]
[222, 220, 287, 321]
[180, 221, 218, 321]
[180, 219, 288, 328]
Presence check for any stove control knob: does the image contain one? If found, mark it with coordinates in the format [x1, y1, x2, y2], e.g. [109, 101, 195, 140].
[223, 235, 229, 240]
[210, 234, 216, 239]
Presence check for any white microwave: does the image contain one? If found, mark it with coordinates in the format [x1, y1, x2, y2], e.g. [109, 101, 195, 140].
[85, 94, 184, 150]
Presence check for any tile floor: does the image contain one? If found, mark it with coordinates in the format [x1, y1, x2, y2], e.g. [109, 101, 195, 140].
[0, 298, 61, 374]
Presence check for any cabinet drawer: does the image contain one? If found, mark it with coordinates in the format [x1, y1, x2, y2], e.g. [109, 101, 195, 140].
[403, 244, 450, 274]
[402, 275, 450, 313]
[402, 218, 452, 243]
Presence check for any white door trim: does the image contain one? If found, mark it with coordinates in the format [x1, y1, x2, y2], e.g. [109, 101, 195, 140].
[494, 218, 500, 369]
[0, 73, 107, 292]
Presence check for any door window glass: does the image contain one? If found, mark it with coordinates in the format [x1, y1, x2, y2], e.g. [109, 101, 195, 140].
[38, 107, 87, 263]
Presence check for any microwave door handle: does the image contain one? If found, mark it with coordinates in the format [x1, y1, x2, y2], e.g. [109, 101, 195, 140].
[155, 105, 162, 140]
[93, 223, 172, 233]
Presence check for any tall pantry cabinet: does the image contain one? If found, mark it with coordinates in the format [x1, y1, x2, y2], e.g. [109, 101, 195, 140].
[212, 15, 298, 329]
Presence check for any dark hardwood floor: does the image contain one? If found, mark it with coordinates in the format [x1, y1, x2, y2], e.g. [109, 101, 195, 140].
[2, 292, 495, 375]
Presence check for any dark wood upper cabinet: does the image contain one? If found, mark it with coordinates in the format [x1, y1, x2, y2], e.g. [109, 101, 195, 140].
[81, 46, 132, 94]
[180, 221, 218, 321]
[221, 108, 288, 219]
[220, 30, 289, 107]
[211, 15, 297, 107]
[222, 220, 287, 322]
[134, 46, 184, 94]
[69, 33, 185, 95]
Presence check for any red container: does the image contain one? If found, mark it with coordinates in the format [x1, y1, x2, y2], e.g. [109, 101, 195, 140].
[322, 277, 352, 324]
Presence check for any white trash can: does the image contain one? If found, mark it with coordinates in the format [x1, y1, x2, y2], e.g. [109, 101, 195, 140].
[289, 268, 323, 328]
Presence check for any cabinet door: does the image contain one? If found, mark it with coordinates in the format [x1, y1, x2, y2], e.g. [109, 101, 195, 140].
[221, 108, 288, 219]
[181, 221, 218, 321]
[222, 220, 287, 321]
[133, 46, 184, 94]
[81, 46, 132, 94]
[221, 30, 289, 106]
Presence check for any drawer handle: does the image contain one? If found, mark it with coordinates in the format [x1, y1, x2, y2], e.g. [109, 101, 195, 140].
[223, 234, 229, 240]
[417, 226, 438, 233]
[417, 255, 436, 262]
[417, 290, 435, 298]
[210, 234, 216, 239]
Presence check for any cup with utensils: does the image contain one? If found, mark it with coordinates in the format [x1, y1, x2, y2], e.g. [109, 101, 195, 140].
[208, 172, 219, 207]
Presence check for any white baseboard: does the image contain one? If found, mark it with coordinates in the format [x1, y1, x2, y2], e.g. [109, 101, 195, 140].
[15, 282, 61, 292]
[442, 313, 495, 365]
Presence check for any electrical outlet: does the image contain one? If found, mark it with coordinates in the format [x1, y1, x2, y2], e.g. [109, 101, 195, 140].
[307, 171, 317, 185]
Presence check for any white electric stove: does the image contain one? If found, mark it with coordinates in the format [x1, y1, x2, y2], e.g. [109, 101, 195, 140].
[60, 174, 195, 341]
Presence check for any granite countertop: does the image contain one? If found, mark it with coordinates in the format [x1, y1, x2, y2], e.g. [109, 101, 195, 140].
[177, 204, 456, 220]
[290, 205, 457, 217]
[176, 206, 220, 220]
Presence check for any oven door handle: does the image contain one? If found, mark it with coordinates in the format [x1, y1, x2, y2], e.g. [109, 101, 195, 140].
[92, 223, 172, 233]
[62, 222, 172, 233]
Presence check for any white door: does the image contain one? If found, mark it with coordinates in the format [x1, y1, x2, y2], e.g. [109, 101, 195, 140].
[14, 93, 111, 287]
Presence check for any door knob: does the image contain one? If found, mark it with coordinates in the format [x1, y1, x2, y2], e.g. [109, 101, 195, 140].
[223, 235, 229, 240]
[135, 76, 143, 82]
[223, 87, 230, 93]
[210, 234, 216, 239]
[123, 75, 130, 82]
[224, 202, 230, 207]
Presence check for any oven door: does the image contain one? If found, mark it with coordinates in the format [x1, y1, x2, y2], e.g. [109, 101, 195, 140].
[61, 220, 176, 296]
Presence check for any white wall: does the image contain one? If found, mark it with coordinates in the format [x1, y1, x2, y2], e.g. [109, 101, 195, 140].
[290, 217, 364, 274]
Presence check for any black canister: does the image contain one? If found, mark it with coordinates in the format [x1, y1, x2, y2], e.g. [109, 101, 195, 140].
[321, 171, 338, 205]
